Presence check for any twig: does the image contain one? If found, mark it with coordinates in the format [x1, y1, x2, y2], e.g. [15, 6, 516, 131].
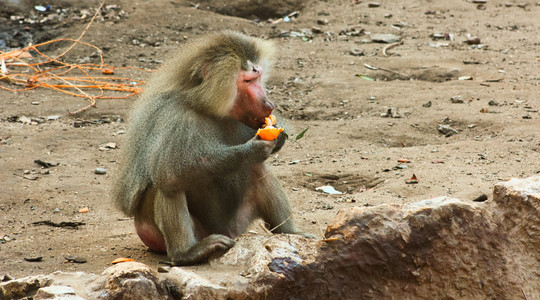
[521, 288, 529, 300]
[383, 40, 404, 57]
[257, 173, 271, 181]
[259, 221, 273, 234]
[269, 214, 294, 233]
[363, 63, 410, 79]
[56, 0, 106, 62]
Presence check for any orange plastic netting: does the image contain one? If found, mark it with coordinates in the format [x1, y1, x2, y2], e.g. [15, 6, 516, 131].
[0, 0, 151, 114]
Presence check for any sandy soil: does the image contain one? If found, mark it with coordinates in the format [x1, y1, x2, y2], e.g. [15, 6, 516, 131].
[1, 0, 539, 278]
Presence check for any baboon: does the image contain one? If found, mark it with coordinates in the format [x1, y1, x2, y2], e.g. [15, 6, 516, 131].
[113, 31, 310, 266]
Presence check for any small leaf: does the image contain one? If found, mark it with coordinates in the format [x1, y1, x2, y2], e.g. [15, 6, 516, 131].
[355, 74, 375, 81]
[295, 127, 309, 141]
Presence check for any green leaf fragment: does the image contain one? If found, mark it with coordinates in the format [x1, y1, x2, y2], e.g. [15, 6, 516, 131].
[295, 127, 309, 141]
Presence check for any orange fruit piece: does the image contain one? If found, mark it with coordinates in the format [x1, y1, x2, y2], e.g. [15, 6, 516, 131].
[112, 257, 136, 264]
[264, 115, 277, 127]
[257, 127, 284, 141]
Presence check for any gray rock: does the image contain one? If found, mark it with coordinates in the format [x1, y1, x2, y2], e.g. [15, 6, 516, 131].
[370, 33, 401, 43]
[438, 124, 459, 136]
[0, 275, 52, 300]
[34, 285, 84, 299]
[94, 168, 107, 175]
[87, 262, 168, 300]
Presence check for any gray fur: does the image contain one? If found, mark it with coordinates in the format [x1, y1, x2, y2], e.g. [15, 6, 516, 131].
[112, 32, 305, 265]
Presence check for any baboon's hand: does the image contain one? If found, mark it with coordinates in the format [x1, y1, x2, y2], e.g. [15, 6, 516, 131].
[248, 137, 277, 162]
[160, 234, 235, 266]
[271, 131, 287, 154]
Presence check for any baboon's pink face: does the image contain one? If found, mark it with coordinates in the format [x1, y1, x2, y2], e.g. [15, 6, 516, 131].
[229, 61, 274, 129]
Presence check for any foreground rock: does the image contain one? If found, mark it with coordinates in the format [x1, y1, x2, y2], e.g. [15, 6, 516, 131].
[1, 176, 538, 299]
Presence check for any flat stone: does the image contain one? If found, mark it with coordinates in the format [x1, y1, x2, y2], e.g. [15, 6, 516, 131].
[370, 33, 401, 43]
[34, 285, 84, 299]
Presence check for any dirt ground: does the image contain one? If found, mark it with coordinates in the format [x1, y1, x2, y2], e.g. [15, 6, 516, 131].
[1, 0, 539, 279]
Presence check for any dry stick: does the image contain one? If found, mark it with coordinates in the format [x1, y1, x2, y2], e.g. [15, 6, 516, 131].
[521, 288, 529, 300]
[28, 39, 102, 67]
[257, 173, 271, 181]
[259, 221, 273, 235]
[382, 40, 404, 57]
[55, 0, 106, 64]
[269, 214, 294, 233]
[363, 63, 410, 80]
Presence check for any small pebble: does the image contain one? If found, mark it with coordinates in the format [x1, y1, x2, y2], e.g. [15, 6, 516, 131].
[65, 256, 88, 264]
[370, 33, 401, 43]
[438, 124, 459, 136]
[464, 37, 481, 45]
[95, 168, 107, 175]
[311, 26, 323, 34]
[31, 102, 40, 105]
[350, 47, 365, 56]
[24, 256, 43, 262]
[450, 96, 464, 103]
[317, 18, 329, 25]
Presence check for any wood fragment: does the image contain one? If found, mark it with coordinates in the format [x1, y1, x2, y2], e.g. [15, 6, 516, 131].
[33, 220, 86, 228]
